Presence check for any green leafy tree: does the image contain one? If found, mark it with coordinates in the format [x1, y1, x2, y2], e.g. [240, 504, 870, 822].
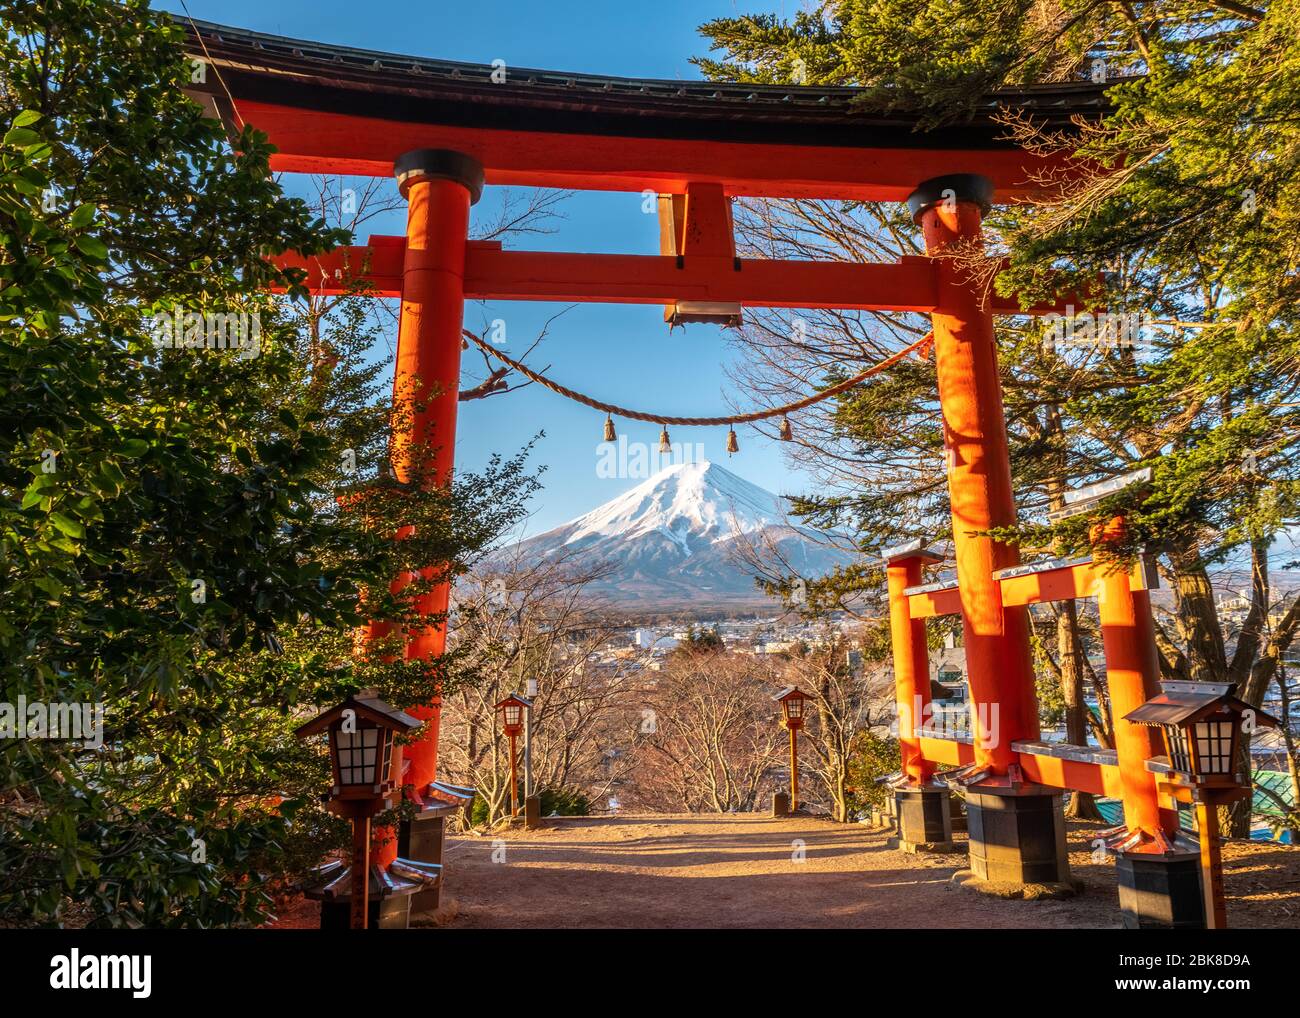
[675, 624, 726, 656]
[845, 731, 902, 813]
[0, 0, 538, 926]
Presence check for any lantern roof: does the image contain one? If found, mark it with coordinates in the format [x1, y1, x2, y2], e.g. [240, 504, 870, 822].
[1124, 681, 1278, 729]
[301, 856, 441, 903]
[772, 686, 809, 703]
[427, 780, 476, 805]
[1045, 465, 1154, 523]
[878, 538, 946, 565]
[178, 17, 1119, 202]
[494, 693, 533, 711]
[295, 689, 421, 738]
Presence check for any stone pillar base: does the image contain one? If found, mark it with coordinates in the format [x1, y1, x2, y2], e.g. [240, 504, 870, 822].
[966, 785, 1070, 886]
[1116, 848, 1205, 929]
[900, 839, 959, 855]
[399, 810, 446, 921]
[320, 893, 410, 930]
[949, 868, 1078, 900]
[895, 786, 957, 852]
[772, 791, 790, 817]
[524, 794, 542, 828]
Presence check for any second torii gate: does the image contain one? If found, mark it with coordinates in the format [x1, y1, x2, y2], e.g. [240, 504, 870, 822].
[182, 18, 1190, 928]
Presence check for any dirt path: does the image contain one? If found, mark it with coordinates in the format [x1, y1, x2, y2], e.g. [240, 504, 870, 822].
[265, 811, 1296, 929]
[442, 813, 1121, 929]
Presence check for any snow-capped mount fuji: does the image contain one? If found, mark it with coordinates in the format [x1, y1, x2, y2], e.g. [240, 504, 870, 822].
[497, 460, 854, 609]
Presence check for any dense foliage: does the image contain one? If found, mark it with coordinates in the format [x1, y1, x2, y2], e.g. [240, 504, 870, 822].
[0, 0, 538, 926]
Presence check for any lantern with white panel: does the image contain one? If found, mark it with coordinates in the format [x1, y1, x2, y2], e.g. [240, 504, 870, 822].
[495, 693, 533, 818]
[498, 695, 526, 737]
[1125, 681, 1278, 929]
[773, 687, 809, 812]
[295, 690, 442, 929]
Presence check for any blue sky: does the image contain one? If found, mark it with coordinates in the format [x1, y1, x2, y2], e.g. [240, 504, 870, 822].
[157, 0, 808, 537]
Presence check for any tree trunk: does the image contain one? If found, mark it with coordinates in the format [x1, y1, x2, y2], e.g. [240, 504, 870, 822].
[1058, 601, 1104, 819]
[1164, 545, 1257, 835]
[1167, 545, 1228, 682]
[1058, 601, 1088, 745]
[1282, 665, 1300, 828]
[1288, 747, 1300, 831]
[1224, 577, 1300, 837]
[1227, 539, 1270, 685]
[1224, 542, 1271, 838]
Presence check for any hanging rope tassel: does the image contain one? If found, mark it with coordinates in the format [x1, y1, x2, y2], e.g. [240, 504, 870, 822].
[659, 426, 672, 453]
[603, 414, 617, 442]
[778, 416, 793, 442]
[726, 427, 739, 455]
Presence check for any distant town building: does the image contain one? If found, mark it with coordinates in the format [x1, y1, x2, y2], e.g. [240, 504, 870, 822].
[1217, 589, 1253, 623]
[632, 629, 679, 652]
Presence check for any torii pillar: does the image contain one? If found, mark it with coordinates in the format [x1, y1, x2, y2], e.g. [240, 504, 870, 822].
[373, 150, 482, 910]
[909, 174, 1069, 888]
[1093, 517, 1201, 927]
[883, 542, 957, 852]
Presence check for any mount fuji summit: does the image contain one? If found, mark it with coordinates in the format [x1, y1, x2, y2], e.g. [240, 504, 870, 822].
[497, 461, 855, 610]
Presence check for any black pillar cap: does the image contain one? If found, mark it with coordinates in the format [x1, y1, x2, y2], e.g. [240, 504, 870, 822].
[906, 173, 995, 220]
[394, 149, 485, 204]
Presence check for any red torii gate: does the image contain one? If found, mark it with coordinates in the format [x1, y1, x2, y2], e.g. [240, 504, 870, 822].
[183, 19, 1191, 928]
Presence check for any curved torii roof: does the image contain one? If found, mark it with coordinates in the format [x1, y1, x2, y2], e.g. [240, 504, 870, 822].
[181, 18, 1109, 202]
